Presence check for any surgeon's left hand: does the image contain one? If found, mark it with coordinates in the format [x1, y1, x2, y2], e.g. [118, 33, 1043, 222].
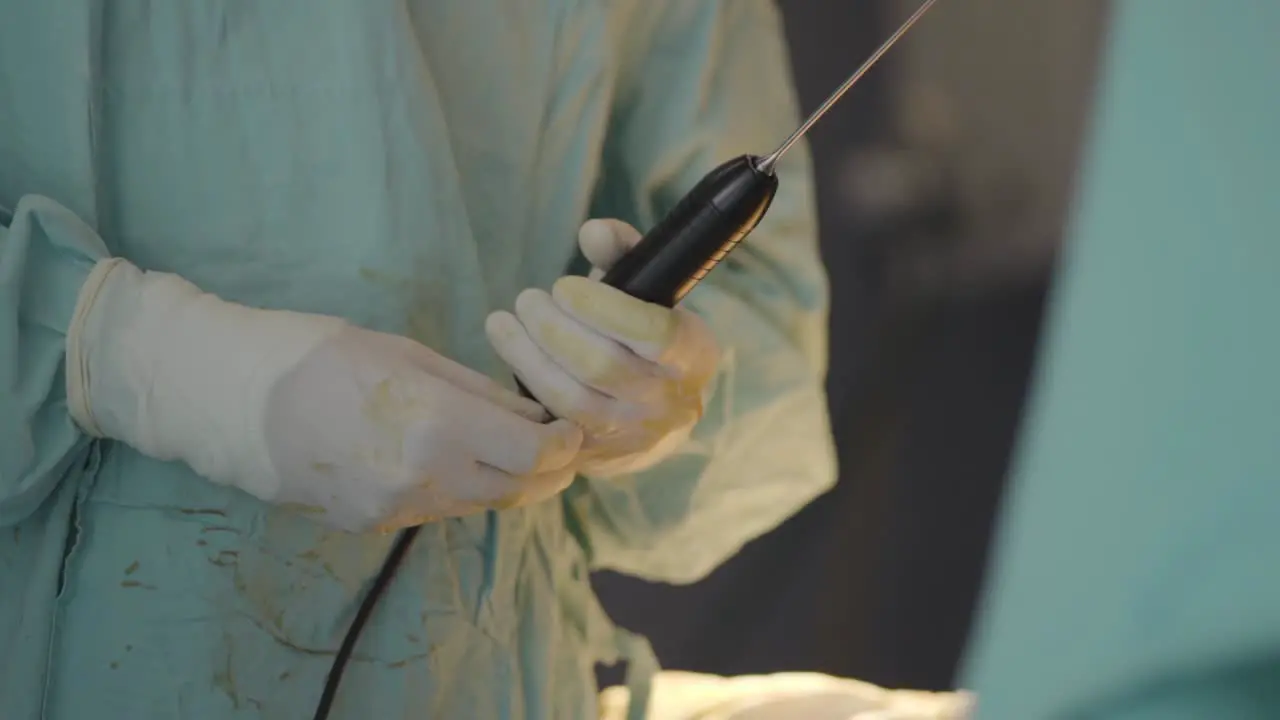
[486, 219, 721, 478]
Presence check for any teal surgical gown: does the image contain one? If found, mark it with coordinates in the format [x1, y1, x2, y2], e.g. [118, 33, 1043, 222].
[0, 3, 836, 718]
[962, 1, 1280, 717]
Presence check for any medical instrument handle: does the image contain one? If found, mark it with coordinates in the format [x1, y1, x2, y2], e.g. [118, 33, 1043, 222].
[513, 154, 776, 399]
[600, 154, 779, 308]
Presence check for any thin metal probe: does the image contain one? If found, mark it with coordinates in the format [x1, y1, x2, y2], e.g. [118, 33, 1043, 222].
[756, 0, 941, 175]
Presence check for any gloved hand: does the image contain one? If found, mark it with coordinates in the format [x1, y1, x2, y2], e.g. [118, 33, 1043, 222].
[66, 259, 583, 532]
[485, 219, 721, 478]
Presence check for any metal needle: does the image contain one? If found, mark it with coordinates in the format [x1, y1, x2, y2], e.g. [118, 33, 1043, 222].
[756, 0, 941, 175]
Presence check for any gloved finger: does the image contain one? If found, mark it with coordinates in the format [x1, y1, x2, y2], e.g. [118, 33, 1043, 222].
[399, 336, 550, 423]
[485, 310, 617, 427]
[552, 276, 722, 377]
[459, 463, 578, 509]
[512, 288, 663, 399]
[579, 218, 642, 279]
[408, 383, 582, 476]
[550, 276, 675, 361]
[476, 416, 582, 476]
[376, 486, 482, 530]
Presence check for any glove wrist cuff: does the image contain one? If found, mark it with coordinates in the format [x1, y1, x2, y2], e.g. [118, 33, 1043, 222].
[67, 259, 347, 497]
[67, 257, 130, 437]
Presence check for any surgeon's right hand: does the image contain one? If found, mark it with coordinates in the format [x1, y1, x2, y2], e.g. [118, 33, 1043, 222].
[64, 258, 583, 533]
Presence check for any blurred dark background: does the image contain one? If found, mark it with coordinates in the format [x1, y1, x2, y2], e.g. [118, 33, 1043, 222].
[595, 0, 1109, 691]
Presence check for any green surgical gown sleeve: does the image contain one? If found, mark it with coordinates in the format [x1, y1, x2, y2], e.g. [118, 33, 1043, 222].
[0, 196, 105, 526]
[1, 10, 108, 529]
[961, 1, 1280, 718]
[565, 1, 838, 584]
[0, 196, 106, 716]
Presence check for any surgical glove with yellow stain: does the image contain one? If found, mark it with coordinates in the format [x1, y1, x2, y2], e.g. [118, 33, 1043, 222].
[67, 258, 583, 533]
[486, 219, 721, 478]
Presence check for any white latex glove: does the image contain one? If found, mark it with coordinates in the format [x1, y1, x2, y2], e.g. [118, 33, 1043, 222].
[485, 219, 721, 478]
[66, 259, 583, 532]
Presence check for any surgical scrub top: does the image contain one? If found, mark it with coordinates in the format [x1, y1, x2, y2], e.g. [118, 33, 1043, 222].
[962, 1, 1280, 718]
[0, 3, 836, 718]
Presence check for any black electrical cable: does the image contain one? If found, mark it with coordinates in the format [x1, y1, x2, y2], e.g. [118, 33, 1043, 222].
[312, 526, 420, 720]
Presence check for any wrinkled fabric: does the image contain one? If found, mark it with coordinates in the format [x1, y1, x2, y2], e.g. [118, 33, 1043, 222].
[962, 2, 1280, 718]
[0, 2, 834, 718]
[599, 671, 975, 720]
